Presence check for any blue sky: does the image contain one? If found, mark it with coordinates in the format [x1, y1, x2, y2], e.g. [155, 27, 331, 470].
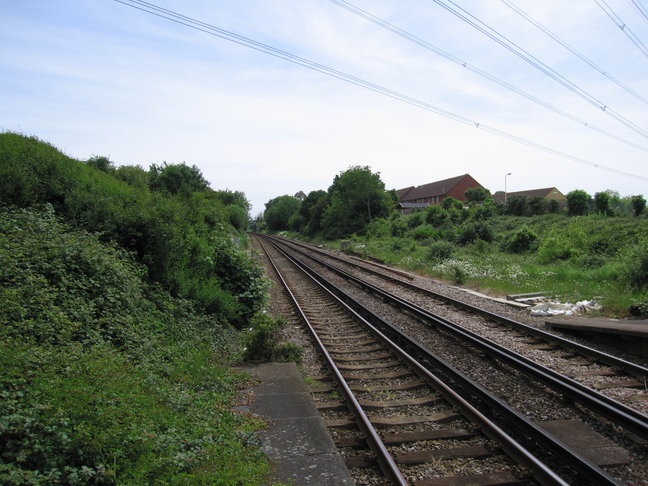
[2, 0, 647, 215]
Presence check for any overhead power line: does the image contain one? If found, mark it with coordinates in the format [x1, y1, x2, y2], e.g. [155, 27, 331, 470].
[594, 0, 648, 57]
[329, 0, 648, 152]
[627, 0, 648, 22]
[427, 0, 648, 140]
[500, 0, 648, 105]
[113, 0, 648, 183]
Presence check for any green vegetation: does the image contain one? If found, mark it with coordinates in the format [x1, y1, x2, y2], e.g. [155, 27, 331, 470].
[0, 133, 277, 484]
[259, 167, 648, 318]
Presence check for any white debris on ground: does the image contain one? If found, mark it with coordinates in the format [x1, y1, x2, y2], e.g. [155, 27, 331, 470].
[530, 300, 602, 317]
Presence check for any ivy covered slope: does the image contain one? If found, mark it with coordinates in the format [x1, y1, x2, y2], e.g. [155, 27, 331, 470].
[0, 133, 270, 485]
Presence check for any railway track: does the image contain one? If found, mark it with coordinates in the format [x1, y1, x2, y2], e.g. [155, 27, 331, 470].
[266, 235, 648, 418]
[254, 235, 639, 485]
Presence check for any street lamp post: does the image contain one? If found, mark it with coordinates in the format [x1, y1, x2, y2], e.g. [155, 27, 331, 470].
[504, 173, 512, 204]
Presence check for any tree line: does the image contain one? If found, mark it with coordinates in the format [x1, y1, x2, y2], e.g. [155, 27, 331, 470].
[260, 166, 646, 240]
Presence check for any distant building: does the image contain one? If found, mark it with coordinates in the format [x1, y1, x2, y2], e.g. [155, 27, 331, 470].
[397, 174, 485, 207]
[493, 187, 566, 205]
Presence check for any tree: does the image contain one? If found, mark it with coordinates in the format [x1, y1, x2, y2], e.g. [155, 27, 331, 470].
[149, 162, 209, 195]
[212, 190, 251, 214]
[632, 195, 646, 217]
[442, 196, 463, 210]
[464, 187, 491, 205]
[548, 199, 562, 214]
[528, 196, 547, 215]
[506, 195, 529, 216]
[115, 165, 149, 189]
[594, 191, 612, 216]
[299, 190, 329, 235]
[264, 195, 300, 231]
[86, 155, 115, 173]
[566, 190, 591, 216]
[321, 166, 392, 239]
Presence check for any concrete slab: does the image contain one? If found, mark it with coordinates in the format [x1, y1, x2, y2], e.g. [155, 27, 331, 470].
[540, 419, 632, 467]
[545, 318, 648, 357]
[546, 317, 648, 337]
[243, 362, 354, 485]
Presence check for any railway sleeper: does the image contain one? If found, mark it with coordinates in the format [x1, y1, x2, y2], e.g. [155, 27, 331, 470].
[396, 445, 499, 465]
[369, 411, 461, 427]
[358, 395, 442, 409]
[350, 381, 426, 392]
[415, 471, 528, 486]
[336, 360, 402, 370]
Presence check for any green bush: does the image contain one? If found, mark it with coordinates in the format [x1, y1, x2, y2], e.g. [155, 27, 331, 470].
[457, 221, 493, 245]
[406, 211, 425, 228]
[629, 295, 648, 317]
[366, 218, 390, 238]
[425, 205, 447, 226]
[427, 240, 454, 262]
[451, 264, 467, 285]
[0, 206, 271, 485]
[621, 242, 648, 290]
[241, 314, 295, 363]
[391, 218, 408, 237]
[410, 224, 438, 241]
[0, 133, 265, 326]
[537, 235, 578, 263]
[274, 342, 304, 363]
[507, 226, 538, 253]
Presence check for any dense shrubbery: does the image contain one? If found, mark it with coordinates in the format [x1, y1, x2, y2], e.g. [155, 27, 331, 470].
[0, 133, 278, 484]
[0, 207, 269, 484]
[309, 192, 647, 315]
[0, 132, 266, 328]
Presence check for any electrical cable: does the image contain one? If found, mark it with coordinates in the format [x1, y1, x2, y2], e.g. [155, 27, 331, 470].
[627, 0, 648, 22]
[500, 0, 648, 105]
[427, 0, 648, 139]
[113, 0, 648, 182]
[594, 0, 648, 57]
[330, 0, 648, 152]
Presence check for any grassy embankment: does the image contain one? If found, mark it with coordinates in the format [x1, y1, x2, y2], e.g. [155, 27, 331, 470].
[0, 132, 279, 485]
[292, 212, 648, 317]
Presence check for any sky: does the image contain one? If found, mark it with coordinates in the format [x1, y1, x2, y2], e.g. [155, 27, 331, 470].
[1, 0, 647, 216]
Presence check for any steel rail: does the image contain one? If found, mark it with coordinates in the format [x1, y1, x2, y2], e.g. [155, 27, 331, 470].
[268, 235, 648, 441]
[273, 235, 648, 377]
[256, 237, 408, 485]
[258, 235, 571, 486]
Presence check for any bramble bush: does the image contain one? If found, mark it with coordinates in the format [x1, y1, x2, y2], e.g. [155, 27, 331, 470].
[0, 132, 266, 326]
[0, 206, 271, 484]
[506, 226, 538, 253]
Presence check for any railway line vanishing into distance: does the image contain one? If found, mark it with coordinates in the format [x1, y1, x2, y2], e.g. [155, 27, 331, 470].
[252, 234, 648, 485]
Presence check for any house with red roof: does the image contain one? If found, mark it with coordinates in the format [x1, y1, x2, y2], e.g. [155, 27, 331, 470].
[396, 174, 485, 208]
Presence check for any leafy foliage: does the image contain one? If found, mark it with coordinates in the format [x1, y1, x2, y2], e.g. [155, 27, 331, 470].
[632, 195, 646, 217]
[464, 187, 491, 204]
[566, 189, 591, 216]
[506, 226, 538, 253]
[594, 191, 612, 215]
[0, 133, 266, 327]
[149, 162, 210, 195]
[621, 241, 648, 290]
[241, 314, 301, 363]
[505, 195, 529, 216]
[264, 195, 301, 231]
[321, 166, 392, 239]
[0, 206, 270, 485]
[426, 240, 454, 262]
